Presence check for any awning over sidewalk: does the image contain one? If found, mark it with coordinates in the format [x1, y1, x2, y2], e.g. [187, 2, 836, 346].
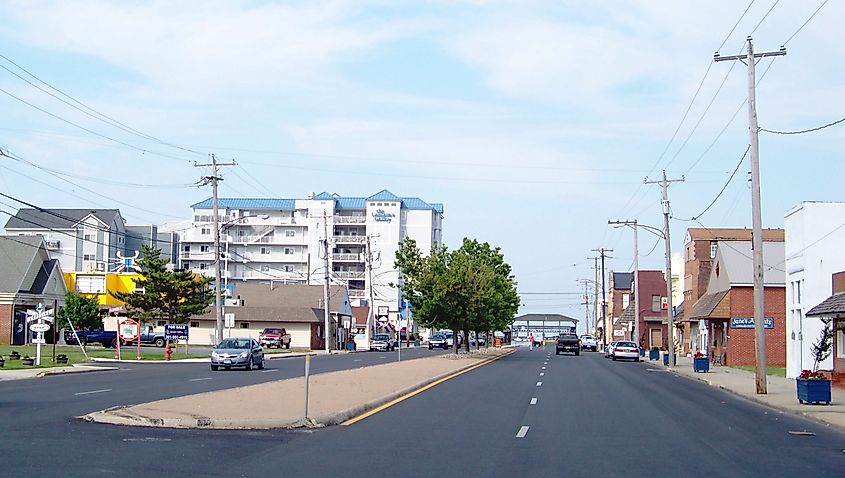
[689, 290, 730, 320]
[806, 292, 845, 319]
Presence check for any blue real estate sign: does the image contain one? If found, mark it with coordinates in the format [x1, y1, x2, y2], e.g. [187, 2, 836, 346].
[165, 324, 189, 340]
[730, 317, 774, 329]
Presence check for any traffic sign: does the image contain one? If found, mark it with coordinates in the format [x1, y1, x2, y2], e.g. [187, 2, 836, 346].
[30, 323, 50, 333]
[32, 337, 46, 344]
[224, 313, 235, 328]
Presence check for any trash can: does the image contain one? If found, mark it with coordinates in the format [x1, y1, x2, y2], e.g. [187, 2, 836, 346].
[663, 353, 669, 366]
[346, 341, 356, 351]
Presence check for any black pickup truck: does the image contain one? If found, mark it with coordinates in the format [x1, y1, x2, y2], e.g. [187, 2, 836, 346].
[555, 333, 581, 356]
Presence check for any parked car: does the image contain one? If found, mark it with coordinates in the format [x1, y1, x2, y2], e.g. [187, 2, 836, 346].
[371, 333, 396, 351]
[259, 327, 291, 349]
[579, 334, 597, 352]
[470, 333, 486, 346]
[612, 341, 640, 362]
[120, 325, 166, 347]
[555, 333, 581, 355]
[428, 333, 449, 350]
[604, 341, 619, 358]
[211, 337, 265, 371]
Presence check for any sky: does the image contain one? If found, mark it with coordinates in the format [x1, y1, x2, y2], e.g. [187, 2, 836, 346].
[0, 1, 842, 330]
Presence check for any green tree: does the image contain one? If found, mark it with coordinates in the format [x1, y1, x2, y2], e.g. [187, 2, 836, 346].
[395, 237, 520, 354]
[57, 292, 103, 330]
[111, 244, 213, 324]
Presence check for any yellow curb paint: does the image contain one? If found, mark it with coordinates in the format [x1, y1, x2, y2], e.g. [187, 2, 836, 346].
[342, 351, 513, 426]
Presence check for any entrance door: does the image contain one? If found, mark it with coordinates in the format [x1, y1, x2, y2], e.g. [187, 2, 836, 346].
[650, 328, 662, 349]
[310, 323, 323, 350]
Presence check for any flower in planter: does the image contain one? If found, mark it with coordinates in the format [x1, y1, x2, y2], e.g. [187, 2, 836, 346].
[798, 369, 827, 380]
[694, 352, 705, 358]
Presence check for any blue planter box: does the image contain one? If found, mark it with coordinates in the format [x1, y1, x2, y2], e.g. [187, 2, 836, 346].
[797, 379, 831, 405]
[639, 348, 646, 357]
[693, 357, 710, 373]
[649, 350, 660, 361]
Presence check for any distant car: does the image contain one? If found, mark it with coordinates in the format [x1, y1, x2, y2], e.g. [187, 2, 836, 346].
[555, 333, 581, 356]
[471, 333, 486, 346]
[604, 341, 619, 358]
[428, 334, 449, 350]
[612, 341, 640, 362]
[579, 335, 597, 352]
[211, 337, 265, 371]
[371, 333, 396, 351]
[258, 327, 291, 349]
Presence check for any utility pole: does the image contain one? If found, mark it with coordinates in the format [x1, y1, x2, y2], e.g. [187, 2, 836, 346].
[590, 256, 599, 341]
[321, 210, 331, 353]
[196, 154, 236, 344]
[365, 235, 376, 347]
[609, 220, 640, 346]
[715, 37, 785, 394]
[592, 248, 612, 350]
[645, 170, 684, 366]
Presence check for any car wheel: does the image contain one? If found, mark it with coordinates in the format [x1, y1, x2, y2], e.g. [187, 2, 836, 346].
[555, 350, 560, 355]
[245, 357, 253, 371]
[109, 338, 117, 348]
[612, 355, 617, 361]
[428, 345, 433, 350]
[257, 358, 265, 370]
[211, 365, 219, 371]
[285, 342, 291, 349]
[575, 351, 580, 356]
[155, 338, 165, 347]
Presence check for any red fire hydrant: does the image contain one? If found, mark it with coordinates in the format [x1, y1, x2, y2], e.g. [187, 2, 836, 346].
[165, 343, 172, 361]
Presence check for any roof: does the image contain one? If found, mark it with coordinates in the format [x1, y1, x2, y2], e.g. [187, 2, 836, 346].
[0, 236, 64, 295]
[190, 198, 296, 209]
[195, 306, 323, 323]
[336, 197, 367, 209]
[714, 241, 786, 286]
[352, 305, 369, 325]
[228, 282, 349, 311]
[4, 208, 122, 230]
[689, 290, 730, 320]
[617, 303, 635, 324]
[806, 292, 845, 317]
[612, 272, 634, 290]
[513, 313, 579, 323]
[674, 301, 684, 318]
[367, 189, 401, 201]
[685, 228, 784, 243]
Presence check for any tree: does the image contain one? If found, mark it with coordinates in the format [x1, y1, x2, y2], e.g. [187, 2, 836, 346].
[811, 319, 834, 372]
[111, 244, 213, 324]
[395, 237, 520, 354]
[57, 292, 103, 331]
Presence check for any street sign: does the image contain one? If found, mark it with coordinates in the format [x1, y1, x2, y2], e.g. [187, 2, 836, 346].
[29, 323, 50, 333]
[32, 337, 46, 344]
[119, 320, 139, 341]
[165, 324, 189, 341]
[377, 306, 389, 317]
[224, 313, 235, 328]
[36, 303, 45, 314]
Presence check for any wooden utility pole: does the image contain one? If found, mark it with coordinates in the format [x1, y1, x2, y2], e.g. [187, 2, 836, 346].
[609, 220, 640, 345]
[592, 248, 613, 350]
[715, 37, 786, 393]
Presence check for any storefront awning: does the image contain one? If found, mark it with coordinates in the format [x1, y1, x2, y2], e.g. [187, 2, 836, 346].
[690, 290, 730, 320]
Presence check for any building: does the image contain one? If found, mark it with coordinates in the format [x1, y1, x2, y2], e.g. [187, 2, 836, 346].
[682, 228, 785, 355]
[124, 225, 179, 267]
[806, 271, 845, 384]
[0, 236, 67, 345]
[688, 240, 786, 367]
[784, 202, 845, 378]
[4, 208, 127, 274]
[190, 282, 352, 348]
[176, 190, 443, 328]
[512, 314, 578, 339]
[607, 272, 633, 343]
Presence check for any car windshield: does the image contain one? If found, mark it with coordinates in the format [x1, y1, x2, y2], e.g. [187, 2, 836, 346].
[374, 334, 390, 341]
[263, 328, 281, 334]
[617, 342, 637, 347]
[218, 339, 250, 349]
[431, 334, 445, 339]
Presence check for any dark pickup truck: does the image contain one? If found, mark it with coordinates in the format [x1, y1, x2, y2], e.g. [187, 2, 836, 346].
[555, 333, 581, 356]
[126, 326, 167, 347]
[64, 329, 117, 348]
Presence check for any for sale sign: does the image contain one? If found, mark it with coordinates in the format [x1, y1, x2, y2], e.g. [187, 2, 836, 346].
[165, 324, 189, 341]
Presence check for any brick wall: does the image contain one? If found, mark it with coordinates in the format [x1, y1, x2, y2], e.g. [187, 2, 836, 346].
[727, 286, 787, 367]
[0, 304, 12, 345]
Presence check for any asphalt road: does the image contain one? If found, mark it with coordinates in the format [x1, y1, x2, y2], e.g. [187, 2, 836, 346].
[2, 346, 844, 477]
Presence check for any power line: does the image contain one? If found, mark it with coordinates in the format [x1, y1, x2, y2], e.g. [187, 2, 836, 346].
[749, 0, 781, 36]
[759, 115, 845, 135]
[783, 0, 828, 45]
[674, 145, 750, 222]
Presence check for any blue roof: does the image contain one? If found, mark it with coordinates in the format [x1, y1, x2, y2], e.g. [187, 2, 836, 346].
[336, 197, 366, 209]
[191, 198, 296, 209]
[367, 189, 401, 201]
[312, 192, 333, 200]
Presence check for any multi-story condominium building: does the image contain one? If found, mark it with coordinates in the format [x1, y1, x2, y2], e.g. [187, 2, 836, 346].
[124, 225, 179, 267]
[178, 190, 443, 323]
[4, 208, 127, 274]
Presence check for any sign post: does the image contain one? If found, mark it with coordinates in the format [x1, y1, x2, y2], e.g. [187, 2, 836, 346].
[27, 303, 54, 366]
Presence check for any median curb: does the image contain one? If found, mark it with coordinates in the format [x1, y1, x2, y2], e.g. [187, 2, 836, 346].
[90, 357, 209, 364]
[39, 364, 120, 376]
[80, 349, 514, 430]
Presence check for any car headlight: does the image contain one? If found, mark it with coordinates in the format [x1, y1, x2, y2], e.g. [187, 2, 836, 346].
[239, 352, 248, 358]
[211, 352, 219, 358]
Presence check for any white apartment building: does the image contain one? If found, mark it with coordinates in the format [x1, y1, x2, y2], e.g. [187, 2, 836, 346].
[178, 190, 443, 321]
[3, 208, 127, 273]
[784, 201, 845, 378]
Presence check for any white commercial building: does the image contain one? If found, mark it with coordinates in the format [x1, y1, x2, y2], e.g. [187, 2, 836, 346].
[784, 201, 845, 378]
[176, 190, 443, 324]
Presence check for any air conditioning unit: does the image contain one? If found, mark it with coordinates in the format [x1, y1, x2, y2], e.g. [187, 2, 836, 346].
[96, 261, 106, 272]
[45, 240, 60, 250]
[224, 298, 243, 307]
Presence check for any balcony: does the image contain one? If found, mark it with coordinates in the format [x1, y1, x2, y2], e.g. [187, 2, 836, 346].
[333, 271, 366, 279]
[348, 289, 366, 298]
[334, 235, 366, 244]
[332, 253, 362, 262]
[334, 215, 366, 224]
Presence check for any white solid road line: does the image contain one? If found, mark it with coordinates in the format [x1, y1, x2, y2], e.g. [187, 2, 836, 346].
[536, 381, 542, 387]
[74, 388, 112, 396]
[516, 426, 530, 438]
[189, 377, 213, 381]
[260, 369, 278, 373]
[353, 359, 362, 362]
[530, 398, 538, 405]
[540, 372, 544, 376]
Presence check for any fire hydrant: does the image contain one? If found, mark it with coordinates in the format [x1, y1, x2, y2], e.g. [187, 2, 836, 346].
[165, 343, 172, 361]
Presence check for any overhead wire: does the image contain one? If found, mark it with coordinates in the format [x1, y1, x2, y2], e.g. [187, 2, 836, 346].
[673, 145, 750, 222]
[759, 115, 845, 135]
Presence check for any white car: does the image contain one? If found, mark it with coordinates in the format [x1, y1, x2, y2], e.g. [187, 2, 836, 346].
[371, 333, 396, 351]
[604, 341, 619, 358]
[611, 341, 640, 362]
[579, 335, 597, 351]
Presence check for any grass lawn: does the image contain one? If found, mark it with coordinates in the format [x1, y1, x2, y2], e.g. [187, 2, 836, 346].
[0, 344, 207, 370]
[732, 365, 787, 377]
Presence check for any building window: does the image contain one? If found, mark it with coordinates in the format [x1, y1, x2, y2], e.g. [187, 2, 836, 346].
[284, 247, 294, 255]
[652, 295, 661, 312]
[134, 284, 145, 293]
[201, 228, 211, 235]
[190, 321, 200, 328]
[83, 254, 96, 261]
[710, 242, 718, 259]
[183, 245, 191, 252]
[200, 245, 209, 252]
[240, 322, 250, 329]
[284, 265, 294, 272]
[622, 293, 630, 309]
[84, 234, 93, 241]
[260, 247, 271, 255]
[260, 265, 270, 272]
[285, 230, 295, 237]
[200, 263, 208, 270]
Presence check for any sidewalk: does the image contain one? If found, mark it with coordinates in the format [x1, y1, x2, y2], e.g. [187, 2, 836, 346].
[0, 364, 118, 381]
[646, 354, 845, 431]
[83, 349, 512, 429]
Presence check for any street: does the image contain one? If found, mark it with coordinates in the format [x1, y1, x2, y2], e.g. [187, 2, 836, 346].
[2, 347, 843, 477]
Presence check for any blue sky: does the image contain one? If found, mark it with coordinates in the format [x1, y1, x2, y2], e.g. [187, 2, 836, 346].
[1, 1, 842, 326]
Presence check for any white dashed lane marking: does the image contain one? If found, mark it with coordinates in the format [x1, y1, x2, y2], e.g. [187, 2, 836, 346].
[530, 398, 538, 405]
[516, 426, 530, 438]
[536, 381, 542, 387]
[542, 366, 546, 370]
[74, 389, 112, 396]
[189, 377, 212, 382]
[540, 372, 544, 376]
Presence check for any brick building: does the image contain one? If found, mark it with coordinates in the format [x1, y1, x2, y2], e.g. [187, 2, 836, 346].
[681, 228, 784, 355]
[688, 239, 786, 367]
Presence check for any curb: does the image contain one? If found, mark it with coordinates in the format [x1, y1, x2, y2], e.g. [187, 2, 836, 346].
[90, 357, 209, 364]
[38, 365, 120, 377]
[643, 360, 845, 433]
[80, 350, 514, 430]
